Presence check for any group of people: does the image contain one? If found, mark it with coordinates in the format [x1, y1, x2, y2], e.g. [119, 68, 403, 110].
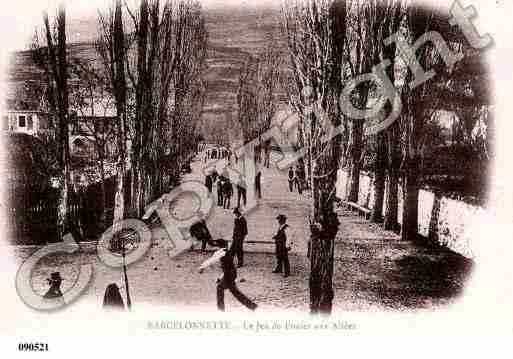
[205, 169, 239, 209]
[288, 166, 305, 195]
[42, 271, 126, 311]
[204, 147, 231, 162]
[42, 151, 290, 313]
[205, 169, 263, 209]
[197, 207, 292, 311]
[43, 206, 293, 313]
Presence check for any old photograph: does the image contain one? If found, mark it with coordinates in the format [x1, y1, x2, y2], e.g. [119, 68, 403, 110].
[0, 0, 510, 350]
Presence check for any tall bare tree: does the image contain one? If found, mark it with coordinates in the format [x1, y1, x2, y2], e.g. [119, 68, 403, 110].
[237, 39, 283, 167]
[97, 0, 130, 225]
[360, 0, 404, 224]
[41, 4, 72, 241]
[283, 0, 347, 314]
[98, 0, 207, 219]
[397, 3, 467, 241]
[69, 59, 117, 229]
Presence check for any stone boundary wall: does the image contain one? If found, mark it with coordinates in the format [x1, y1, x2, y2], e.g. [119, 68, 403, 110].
[335, 169, 484, 259]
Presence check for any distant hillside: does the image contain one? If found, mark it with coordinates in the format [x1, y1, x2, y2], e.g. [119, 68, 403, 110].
[5, 5, 285, 141]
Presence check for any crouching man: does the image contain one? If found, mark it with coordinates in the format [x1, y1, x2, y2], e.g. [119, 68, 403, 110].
[198, 239, 257, 312]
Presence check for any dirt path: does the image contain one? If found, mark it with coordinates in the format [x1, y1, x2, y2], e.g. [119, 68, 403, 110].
[10, 150, 472, 313]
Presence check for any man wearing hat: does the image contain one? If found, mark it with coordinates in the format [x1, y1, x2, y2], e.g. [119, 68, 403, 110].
[223, 178, 233, 209]
[42, 272, 65, 306]
[205, 172, 213, 193]
[190, 217, 215, 252]
[217, 176, 224, 207]
[272, 214, 291, 277]
[198, 239, 257, 311]
[231, 207, 248, 267]
[288, 167, 295, 192]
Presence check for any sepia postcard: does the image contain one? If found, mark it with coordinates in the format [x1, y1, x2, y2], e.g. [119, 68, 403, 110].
[0, 0, 512, 356]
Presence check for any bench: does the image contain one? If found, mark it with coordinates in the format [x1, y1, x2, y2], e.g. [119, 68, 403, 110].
[243, 240, 274, 245]
[345, 201, 371, 219]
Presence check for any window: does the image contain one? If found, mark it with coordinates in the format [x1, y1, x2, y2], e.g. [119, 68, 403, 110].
[39, 115, 49, 129]
[27, 115, 33, 130]
[18, 115, 26, 128]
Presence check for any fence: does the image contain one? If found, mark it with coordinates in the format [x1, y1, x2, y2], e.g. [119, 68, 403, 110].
[5, 176, 117, 245]
[335, 169, 484, 259]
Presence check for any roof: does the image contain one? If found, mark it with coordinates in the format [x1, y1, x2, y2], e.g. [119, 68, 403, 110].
[3, 95, 43, 113]
[70, 96, 117, 118]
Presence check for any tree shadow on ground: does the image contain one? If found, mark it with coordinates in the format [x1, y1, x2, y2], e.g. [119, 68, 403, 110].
[370, 249, 472, 309]
[336, 237, 474, 310]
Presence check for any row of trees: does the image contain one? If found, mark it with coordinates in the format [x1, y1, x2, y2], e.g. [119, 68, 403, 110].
[235, 0, 490, 314]
[237, 38, 284, 167]
[33, 0, 208, 240]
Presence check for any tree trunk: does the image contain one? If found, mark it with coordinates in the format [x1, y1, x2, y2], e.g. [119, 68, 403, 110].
[113, 162, 126, 224]
[348, 120, 363, 203]
[309, 128, 341, 314]
[56, 171, 70, 240]
[309, 220, 335, 314]
[428, 191, 442, 244]
[384, 121, 401, 231]
[99, 152, 107, 231]
[401, 157, 419, 241]
[111, 0, 128, 225]
[44, 6, 71, 241]
[371, 132, 386, 222]
[130, 162, 144, 218]
[384, 166, 399, 231]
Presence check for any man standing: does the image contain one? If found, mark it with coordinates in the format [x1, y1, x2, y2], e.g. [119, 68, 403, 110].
[294, 167, 303, 195]
[255, 171, 262, 199]
[272, 214, 291, 277]
[43, 272, 66, 307]
[211, 169, 218, 183]
[44, 272, 64, 299]
[237, 175, 247, 208]
[223, 179, 233, 209]
[205, 173, 213, 193]
[231, 207, 247, 267]
[288, 167, 294, 192]
[199, 239, 257, 312]
[217, 177, 224, 207]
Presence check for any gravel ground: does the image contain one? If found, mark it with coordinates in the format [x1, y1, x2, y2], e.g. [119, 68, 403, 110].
[10, 151, 473, 313]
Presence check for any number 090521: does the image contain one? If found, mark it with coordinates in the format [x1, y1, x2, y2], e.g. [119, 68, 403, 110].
[18, 343, 49, 351]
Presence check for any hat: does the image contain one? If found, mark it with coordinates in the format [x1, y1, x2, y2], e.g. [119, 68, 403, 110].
[276, 214, 287, 222]
[212, 238, 228, 248]
[49, 272, 62, 282]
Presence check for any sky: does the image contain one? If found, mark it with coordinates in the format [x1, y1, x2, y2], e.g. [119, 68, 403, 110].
[0, 0, 280, 54]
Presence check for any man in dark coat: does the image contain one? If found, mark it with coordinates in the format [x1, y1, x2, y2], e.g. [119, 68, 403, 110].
[190, 218, 214, 251]
[272, 214, 291, 277]
[288, 167, 294, 192]
[103, 283, 125, 311]
[237, 176, 247, 207]
[205, 174, 213, 193]
[217, 177, 224, 207]
[294, 167, 303, 195]
[44, 272, 64, 299]
[231, 207, 247, 267]
[211, 169, 218, 183]
[223, 179, 233, 209]
[255, 171, 262, 199]
[199, 239, 257, 312]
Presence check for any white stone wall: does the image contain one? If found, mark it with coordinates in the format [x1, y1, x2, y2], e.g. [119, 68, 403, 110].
[336, 169, 480, 259]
